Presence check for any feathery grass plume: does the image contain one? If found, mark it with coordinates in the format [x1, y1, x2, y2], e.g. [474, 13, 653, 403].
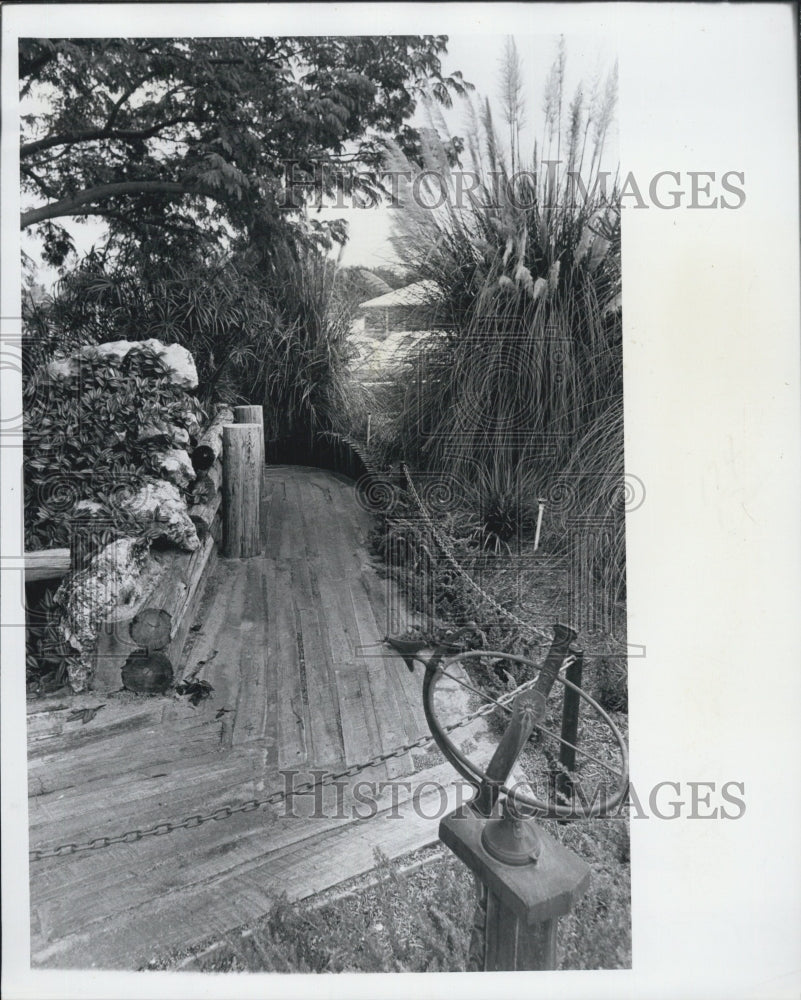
[566, 83, 584, 175]
[589, 60, 618, 180]
[499, 36, 527, 175]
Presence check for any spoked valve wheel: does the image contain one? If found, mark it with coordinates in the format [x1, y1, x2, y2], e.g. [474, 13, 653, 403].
[421, 646, 629, 823]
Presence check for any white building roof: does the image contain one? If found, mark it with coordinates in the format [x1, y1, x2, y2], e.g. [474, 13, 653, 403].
[358, 280, 440, 310]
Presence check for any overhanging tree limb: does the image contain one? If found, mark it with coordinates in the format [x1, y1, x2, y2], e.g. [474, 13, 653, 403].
[20, 116, 196, 159]
[21, 180, 193, 229]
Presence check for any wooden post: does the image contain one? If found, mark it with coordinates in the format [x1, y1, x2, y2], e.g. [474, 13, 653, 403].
[440, 805, 590, 971]
[234, 405, 264, 467]
[557, 649, 584, 818]
[222, 423, 262, 558]
[24, 548, 71, 582]
[191, 405, 234, 472]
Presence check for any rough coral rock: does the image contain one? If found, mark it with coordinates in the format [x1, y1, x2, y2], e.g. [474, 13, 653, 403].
[154, 449, 196, 490]
[73, 480, 200, 552]
[129, 479, 200, 551]
[140, 340, 198, 389]
[45, 339, 198, 390]
[56, 536, 161, 692]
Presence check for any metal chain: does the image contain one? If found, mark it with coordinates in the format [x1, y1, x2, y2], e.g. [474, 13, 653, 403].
[401, 463, 551, 642]
[29, 672, 538, 863]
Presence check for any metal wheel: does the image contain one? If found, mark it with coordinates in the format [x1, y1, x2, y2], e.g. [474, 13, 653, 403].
[421, 649, 629, 818]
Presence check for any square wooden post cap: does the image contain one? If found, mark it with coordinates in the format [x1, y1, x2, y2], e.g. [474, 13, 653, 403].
[440, 806, 590, 925]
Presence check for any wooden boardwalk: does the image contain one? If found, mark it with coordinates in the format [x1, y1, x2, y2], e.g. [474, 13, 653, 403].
[27, 466, 490, 970]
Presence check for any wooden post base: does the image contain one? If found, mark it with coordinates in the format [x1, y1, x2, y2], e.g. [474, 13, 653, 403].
[439, 805, 590, 971]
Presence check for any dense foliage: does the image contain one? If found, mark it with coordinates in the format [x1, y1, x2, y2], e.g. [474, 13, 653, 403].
[20, 36, 469, 266]
[23, 345, 203, 550]
[24, 244, 354, 443]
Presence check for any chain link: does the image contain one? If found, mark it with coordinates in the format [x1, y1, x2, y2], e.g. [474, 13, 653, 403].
[401, 464, 551, 642]
[29, 669, 535, 862]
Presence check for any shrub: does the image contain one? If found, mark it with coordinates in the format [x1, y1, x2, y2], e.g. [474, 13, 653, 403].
[23, 345, 203, 550]
[26, 245, 356, 447]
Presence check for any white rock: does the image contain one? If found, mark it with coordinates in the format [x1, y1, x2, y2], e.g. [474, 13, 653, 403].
[154, 449, 196, 490]
[73, 480, 199, 551]
[73, 499, 105, 517]
[137, 419, 191, 449]
[141, 339, 198, 389]
[41, 339, 198, 390]
[71, 339, 199, 390]
[45, 357, 78, 381]
[130, 479, 200, 550]
[83, 340, 135, 364]
[56, 536, 160, 692]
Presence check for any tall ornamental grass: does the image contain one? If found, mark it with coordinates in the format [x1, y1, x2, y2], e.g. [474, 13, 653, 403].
[375, 41, 624, 597]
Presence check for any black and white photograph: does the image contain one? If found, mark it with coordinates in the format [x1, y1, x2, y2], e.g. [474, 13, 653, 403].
[1, 4, 799, 998]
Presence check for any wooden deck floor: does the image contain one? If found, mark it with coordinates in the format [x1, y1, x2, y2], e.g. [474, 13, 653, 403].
[27, 466, 491, 970]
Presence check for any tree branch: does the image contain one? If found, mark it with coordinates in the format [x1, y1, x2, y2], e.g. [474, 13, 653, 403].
[21, 180, 192, 229]
[104, 74, 155, 131]
[20, 116, 196, 159]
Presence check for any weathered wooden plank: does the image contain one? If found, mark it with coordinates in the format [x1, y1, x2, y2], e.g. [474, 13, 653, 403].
[318, 492, 427, 776]
[264, 479, 287, 561]
[28, 757, 259, 867]
[282, 479, 307, 564]
[31, 760, 463, 970]
[177, 556, 247, 693]
[356, 568, 430, 743]
[167, 535, 218, 672]
[32, 753, 271, 847]
[294, 493, 349, 772]
[29, 750, 397, 904]
[27, 699, 170, 758]
[303, 484, 383, 771]
[25, 548, 71, 582]
[268, 561, 307, 768]
[260, 467, 276, 551]
[342, 582, 413, 779]
[298, 608, 344, 767]
[28, 710, 226, 797]
[230, 560, 271, 749]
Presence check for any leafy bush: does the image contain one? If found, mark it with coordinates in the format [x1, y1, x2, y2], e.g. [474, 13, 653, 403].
[26, 245, 356, 445]
[25, 582, 76, 693]
[23, 345, 203, 550]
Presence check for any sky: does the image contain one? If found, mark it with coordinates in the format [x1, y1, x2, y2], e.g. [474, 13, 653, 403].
[22, 32, 618, 284]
